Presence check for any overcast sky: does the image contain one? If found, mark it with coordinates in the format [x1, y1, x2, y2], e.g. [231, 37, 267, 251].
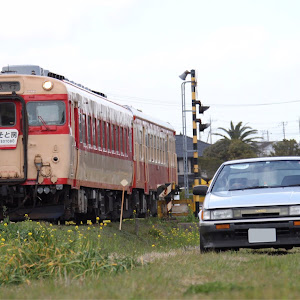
[1, 0, 300, 143]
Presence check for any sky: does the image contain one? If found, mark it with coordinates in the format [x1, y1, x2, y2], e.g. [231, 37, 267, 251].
[1, 0, 300, 144]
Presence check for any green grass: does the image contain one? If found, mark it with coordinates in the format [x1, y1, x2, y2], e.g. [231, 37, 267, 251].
[2, 218, 300, 299]
[0, 216, 199, 287]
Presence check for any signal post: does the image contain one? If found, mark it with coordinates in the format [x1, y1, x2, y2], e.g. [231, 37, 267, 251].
[179, 69, 210, 214]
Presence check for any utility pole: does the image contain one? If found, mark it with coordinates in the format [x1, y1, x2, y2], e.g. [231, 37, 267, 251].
[282, 122, 287, 140]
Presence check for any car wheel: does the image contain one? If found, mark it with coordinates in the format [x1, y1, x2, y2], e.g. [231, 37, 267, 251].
[200, 234, 208, 253]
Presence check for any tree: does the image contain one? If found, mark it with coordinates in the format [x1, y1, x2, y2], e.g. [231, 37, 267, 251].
[270, 139, 300, 156]
[203, 139, 231, 161]
[203, 139, 257, 162]
[215, 121, 260, 144]
[227, 139, 257, 160]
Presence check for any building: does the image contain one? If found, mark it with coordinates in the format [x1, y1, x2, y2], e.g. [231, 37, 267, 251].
[175, 134, 210, 187]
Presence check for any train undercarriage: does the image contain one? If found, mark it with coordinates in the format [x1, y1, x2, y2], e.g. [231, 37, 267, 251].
[0, 184, 159, 222]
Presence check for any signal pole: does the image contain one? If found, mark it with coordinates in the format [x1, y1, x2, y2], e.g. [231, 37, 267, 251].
[190, 70, 200, 204]
[179, 69, 210, 213]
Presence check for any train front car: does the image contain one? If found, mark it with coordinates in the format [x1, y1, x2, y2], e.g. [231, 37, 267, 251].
[0, 66, 72, 220]
[126, 106, 178, 216]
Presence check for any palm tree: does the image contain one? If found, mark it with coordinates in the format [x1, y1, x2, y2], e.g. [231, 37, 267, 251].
[215, 121, 260, 144]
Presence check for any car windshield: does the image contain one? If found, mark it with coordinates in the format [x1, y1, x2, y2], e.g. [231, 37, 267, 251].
[211, 160, 300, 192]
[27, 101, 65, 126]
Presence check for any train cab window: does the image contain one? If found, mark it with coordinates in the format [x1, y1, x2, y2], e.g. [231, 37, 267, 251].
[0, 102, 15, 126]
[27, 101, 65, 126]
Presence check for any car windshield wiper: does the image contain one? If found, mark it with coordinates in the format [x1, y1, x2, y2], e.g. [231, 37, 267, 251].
[229, 185, 279, 191]
[282, 184, 300, 187]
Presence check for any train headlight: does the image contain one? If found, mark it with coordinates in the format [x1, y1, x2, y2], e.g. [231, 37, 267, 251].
[42, 81, 53, 91]
[37, 187, 44, 194]
[44, 186, 50, 194]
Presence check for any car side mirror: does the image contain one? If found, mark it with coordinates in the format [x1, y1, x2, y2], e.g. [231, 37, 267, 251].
[193, 185, 208, 196]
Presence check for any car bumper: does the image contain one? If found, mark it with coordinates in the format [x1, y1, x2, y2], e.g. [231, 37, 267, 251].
[200, 220, 300, 250]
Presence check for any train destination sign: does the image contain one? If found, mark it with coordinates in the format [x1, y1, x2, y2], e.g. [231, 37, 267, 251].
[0, 81, 20, 92]
[0, 129, 19, 149]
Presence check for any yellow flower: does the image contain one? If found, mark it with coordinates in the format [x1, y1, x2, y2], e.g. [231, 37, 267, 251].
[1, 238, 5, 242]
[100, 223, 103, 226]
[75, 226, 79, 230]
[100, 226, 103, 230]
[104, 223, 107, 226]
[69, 240, 73, 243]
[49, 223, 53, 227]
[87, 227, 91, 230]
[28, 232, 32, 236]
[152, 244, 155, 247]
[98, 235, 101, 238]
[4, 223, 7, 227]
[96, 217, 100, 221]
[67, 229, 72, 233]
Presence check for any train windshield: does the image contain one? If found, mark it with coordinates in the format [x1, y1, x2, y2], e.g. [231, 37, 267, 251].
[27, 101, 66, 126]
[0, 102, 15, 126]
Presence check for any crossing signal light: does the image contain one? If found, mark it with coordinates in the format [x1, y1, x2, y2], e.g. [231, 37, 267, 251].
[199, 105, 210, 114]
[195, 100, 210, 114]
[196, 119, 210, 132]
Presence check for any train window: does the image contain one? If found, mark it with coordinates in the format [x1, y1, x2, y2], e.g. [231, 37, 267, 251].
[160, 137, 163, 164]
[82, 114, 86, 144]
[0, 102, 15, 127]
[27, 101, 65, 126]
[102, 121, 106, 150]
[165, 138, 168, 164]
[139, 130, 143, 160]
[79, 113, 83, 143]
[129, 128, 132, 153]
[111, 124, 115, 152]
[87, 116, 91, 146]
[120, 127, 123, 154]
[92, 118, 96, 147]
[106, 122, 110, 151]
[116, 126, 119, 153]
[98, 119, 101, 149]
[124, 128, 127, 155]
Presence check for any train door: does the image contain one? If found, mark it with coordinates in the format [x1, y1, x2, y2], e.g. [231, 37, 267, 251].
[0, 95, 27, 182]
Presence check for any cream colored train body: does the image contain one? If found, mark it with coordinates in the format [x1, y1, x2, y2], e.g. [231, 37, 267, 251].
[0, 65, 177, 220]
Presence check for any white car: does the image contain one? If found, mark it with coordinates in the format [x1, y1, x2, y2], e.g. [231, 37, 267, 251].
[196, 157, 300, 252]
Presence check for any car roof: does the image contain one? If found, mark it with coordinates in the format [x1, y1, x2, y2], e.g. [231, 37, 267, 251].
[223, 156, 300, 165]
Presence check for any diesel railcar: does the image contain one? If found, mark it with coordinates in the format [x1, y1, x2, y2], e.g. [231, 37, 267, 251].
[0, 65, 177, 221]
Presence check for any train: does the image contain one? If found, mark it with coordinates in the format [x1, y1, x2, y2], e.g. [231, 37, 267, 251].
[0, 65, 178, 221]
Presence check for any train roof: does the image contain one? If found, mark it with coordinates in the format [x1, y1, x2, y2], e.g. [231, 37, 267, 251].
[1, 65, 175, 131]
[124, 105, 175, 132]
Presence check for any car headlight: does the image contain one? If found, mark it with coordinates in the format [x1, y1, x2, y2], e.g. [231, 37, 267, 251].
[289, 206, 300, 216]
[202, 209, 233, 220]
[211, 209, 233, 220]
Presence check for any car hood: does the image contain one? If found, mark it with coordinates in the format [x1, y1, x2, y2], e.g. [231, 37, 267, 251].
[204, 187, 300, 209]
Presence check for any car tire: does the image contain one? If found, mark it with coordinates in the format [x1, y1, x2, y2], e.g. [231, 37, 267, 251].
[200, 234, 208, 253]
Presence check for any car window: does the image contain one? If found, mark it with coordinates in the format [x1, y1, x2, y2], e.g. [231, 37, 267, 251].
[211, 160, 300, 192]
